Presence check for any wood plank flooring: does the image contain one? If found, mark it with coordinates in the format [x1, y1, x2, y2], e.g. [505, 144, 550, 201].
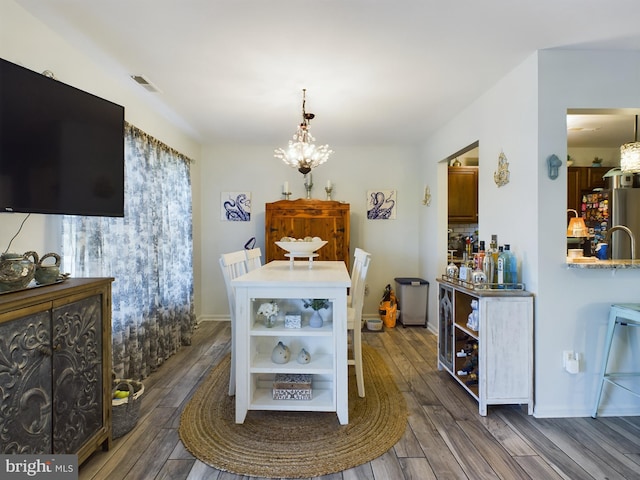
[79, 321, 640, 480]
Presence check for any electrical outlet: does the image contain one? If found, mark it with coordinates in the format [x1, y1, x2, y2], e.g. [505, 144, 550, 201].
[567, 353, 580, 374]
[563, 350, 573, 368]
[364, 284, 369, 296]
[563, 350, 580, 374]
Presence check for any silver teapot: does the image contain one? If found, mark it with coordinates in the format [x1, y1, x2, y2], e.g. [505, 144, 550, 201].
[0, 251, 37, 292]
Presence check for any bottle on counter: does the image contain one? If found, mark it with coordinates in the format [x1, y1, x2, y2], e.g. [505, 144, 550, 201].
[496, 244, 519, 287]
[497, 246, 506, 287]
[475, 241, 486, 271]
[504, 244, 518, 286]
[482, 241, 495, 285]
[484, 236, 499, 283]
[489, 235, 499, 281]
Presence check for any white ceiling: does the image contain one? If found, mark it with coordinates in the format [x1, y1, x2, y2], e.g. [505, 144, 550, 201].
[14, 0, 640, 148]
[567, 111, 639, 148]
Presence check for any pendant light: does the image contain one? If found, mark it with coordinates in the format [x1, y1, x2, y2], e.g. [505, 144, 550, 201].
[620, 115, 640, 173]
[274, 89, 333, 175]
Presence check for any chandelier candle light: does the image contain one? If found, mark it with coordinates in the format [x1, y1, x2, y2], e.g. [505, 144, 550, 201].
[283, 181, 291, 200]
[275, 89, 333, 175]
[304, 173, 313, 199]
[325, 180, 333, 200]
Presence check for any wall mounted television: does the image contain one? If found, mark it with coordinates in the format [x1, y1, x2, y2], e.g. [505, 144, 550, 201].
[0, 57, 125, 217]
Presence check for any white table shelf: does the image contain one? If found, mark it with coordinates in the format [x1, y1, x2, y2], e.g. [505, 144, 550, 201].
[250, 352, 334, 374]
[232, 261, 351, 424]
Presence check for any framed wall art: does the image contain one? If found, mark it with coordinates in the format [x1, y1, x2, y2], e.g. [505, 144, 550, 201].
[367, 189, 396, 220]
[221, 191, 251, 221]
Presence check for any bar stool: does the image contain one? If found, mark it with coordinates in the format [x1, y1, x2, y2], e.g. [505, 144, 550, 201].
[592, 303, 640, 418]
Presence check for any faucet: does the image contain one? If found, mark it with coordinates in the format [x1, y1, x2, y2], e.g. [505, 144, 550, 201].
[605, 225, 636, 260]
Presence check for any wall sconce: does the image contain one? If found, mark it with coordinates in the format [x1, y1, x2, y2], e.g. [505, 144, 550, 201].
[422, 186, 431, 206]
[567, 209, 588, 237]
[493, 151, 510, 187]
[547, 154, 562, 180]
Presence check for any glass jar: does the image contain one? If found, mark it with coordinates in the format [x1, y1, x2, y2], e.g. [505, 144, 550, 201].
[265, 314, 277, 328]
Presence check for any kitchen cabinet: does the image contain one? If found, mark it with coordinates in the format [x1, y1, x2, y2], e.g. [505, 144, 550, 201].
[567, 166, 610, 212]
[437, 279, 533, 416]
[0, 278, 113, 464]
[265, 199, 350, 265]
[232, 261, 350, 425]
[448, 167, 478, 223]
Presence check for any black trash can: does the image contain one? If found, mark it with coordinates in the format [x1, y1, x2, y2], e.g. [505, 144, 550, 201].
[394, 277, 429, 327]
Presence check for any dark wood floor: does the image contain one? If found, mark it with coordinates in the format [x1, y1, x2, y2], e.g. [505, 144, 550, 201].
[79, 321, 640, 480]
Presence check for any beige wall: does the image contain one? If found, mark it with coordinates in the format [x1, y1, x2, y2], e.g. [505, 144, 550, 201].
[199, 143, 423, 321]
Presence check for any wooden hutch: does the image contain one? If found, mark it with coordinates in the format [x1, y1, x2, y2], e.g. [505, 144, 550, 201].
[265, 199, 350, 265]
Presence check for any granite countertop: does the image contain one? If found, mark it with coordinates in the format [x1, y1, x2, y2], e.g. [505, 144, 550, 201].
[566, 258, 640, 269]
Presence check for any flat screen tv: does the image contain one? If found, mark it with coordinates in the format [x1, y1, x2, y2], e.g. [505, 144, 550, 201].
[0, 57, 125, 217]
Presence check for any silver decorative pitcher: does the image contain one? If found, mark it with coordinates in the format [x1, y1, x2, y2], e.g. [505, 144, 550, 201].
[35, 252, 61, 285]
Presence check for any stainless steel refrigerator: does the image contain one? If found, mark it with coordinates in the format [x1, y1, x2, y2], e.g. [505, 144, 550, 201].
[582, 188, 640, 259]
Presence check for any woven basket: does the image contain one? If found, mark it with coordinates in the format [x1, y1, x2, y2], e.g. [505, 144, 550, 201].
[112, 379, 144, 439]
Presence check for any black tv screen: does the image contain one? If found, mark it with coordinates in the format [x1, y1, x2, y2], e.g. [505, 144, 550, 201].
[0, 57, 125, 217]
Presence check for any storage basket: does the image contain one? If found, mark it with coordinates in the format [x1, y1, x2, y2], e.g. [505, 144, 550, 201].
[112, 378, 144, 439]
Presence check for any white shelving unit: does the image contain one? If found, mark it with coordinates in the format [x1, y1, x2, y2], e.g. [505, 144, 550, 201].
[233, 261, 351, 424]
[437, 278, 534, 416]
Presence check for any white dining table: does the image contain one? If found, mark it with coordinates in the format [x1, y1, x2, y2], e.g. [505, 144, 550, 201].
[232, 260, 351, 424]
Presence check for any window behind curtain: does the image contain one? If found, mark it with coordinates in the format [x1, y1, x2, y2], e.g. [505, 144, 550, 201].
[62, 123, 196, 379]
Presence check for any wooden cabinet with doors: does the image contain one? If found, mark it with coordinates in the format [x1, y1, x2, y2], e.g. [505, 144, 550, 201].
[567, 166, 611, 212]
[0, 278, 113, 464]
[265, 199, 350, 265]
[448, 166, 478, 223]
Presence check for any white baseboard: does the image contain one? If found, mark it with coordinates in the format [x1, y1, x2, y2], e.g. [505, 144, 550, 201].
[197, 314, 229, 323]
[200, 313, 380, 323]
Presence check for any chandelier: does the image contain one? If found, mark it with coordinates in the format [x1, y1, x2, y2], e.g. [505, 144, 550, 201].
[274, 89, 333, 175]
[621, 115, 640, 173]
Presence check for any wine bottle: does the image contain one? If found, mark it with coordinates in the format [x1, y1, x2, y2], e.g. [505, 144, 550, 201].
[490, 235, 499, 282]
[482, 241, 495, 285]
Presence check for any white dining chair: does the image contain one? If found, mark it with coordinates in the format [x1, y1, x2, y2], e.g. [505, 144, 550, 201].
[245, 247, 262, 271]
[219, 250, 250, 396]
[348, 247, 370, 310]
[347, 248, 371, 397]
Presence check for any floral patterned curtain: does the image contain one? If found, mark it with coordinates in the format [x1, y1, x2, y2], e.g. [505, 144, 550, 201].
[61, 123, 196, 380]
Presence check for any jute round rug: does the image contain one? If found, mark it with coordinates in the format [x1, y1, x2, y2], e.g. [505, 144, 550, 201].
[179, 344, 408, 479]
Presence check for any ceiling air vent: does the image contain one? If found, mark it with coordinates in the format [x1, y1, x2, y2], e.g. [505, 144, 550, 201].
[130, 74, 161, 93]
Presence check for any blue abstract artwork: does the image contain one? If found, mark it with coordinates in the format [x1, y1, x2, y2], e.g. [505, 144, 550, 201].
[367, 189, 396, 220]
[221, 191, 251, 221]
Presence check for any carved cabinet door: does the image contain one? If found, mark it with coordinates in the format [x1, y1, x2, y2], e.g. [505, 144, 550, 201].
[52, 294, 103, 454]
[0, 310, 52, 454]
[438, 284, 454, 372]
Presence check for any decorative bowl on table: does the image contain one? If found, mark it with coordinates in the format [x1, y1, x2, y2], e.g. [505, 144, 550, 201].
[275, 237, 327, 256]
